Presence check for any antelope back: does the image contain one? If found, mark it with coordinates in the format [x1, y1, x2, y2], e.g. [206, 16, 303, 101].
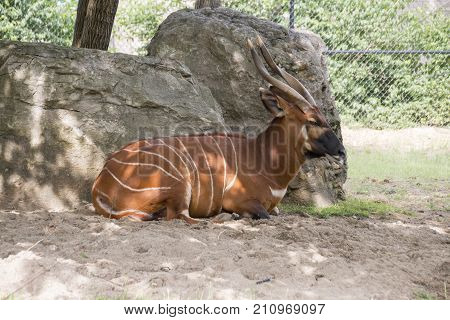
[93, 134, 259, 218]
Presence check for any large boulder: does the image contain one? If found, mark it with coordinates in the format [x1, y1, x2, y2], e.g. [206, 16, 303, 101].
[0, 41, 224, 210]
[147, 8, 347, 206]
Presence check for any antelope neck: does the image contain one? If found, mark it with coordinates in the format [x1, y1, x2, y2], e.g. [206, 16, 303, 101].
[256, 117, 305, 188]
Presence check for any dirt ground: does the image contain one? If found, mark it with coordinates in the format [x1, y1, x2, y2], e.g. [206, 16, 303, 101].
[0, 203, 448, 300]
[0, 127, 448, 300]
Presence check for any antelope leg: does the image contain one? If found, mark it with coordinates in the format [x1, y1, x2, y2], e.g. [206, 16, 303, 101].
[165, 193, 202, 225]
[127, 212, 159, 222]
[126, 207, 167, 221]
[178, 213, 202, 225]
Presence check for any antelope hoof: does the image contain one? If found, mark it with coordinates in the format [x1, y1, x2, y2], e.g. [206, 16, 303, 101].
[255, 211, 271, 220]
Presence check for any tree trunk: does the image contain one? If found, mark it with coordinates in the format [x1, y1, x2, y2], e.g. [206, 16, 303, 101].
[194, 0, 222, 9]
[72, 0, 119, 51]
[72, 0, 89, 47]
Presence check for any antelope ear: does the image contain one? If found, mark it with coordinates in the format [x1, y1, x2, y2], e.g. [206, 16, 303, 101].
[259, 87, 284, 117]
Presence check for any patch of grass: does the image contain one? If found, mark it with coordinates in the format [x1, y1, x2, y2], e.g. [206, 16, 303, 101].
[414, 291, 437, 300]
[280, 198, 407, 218]
[347, 149, 449, 181]
[80, 252, 89, 259]
[95, 292, 143, 300]
[1, 293, 16, 300]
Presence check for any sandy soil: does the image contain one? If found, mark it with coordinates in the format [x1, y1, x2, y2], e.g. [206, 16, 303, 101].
[0, 204, 448, 300]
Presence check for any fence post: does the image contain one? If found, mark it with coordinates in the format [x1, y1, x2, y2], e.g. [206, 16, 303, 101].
[289, 0, 295, 30]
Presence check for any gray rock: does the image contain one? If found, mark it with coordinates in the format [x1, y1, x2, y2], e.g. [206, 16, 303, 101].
[147, 8, 347, 206]
[0, 41, 224, 210]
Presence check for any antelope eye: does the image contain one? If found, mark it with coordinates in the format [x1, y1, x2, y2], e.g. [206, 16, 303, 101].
[307, 119, 318, 126]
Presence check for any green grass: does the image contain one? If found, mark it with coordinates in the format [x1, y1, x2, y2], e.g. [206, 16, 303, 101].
[80, 252, 89, 259]
[347, 149, 449, 181]
[414, 291, 437, 300]
[1, 293, 16, 300]
[280, 198, 407, 218]
[95, 292, 141, 300]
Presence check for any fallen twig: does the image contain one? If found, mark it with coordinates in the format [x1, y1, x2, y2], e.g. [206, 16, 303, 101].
[256, 277, 272, 285]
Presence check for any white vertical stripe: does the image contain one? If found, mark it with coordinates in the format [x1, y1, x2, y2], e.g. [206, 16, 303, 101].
[212, 136, 227, 197]
[224, 136, 238, 192]
[196, 137, 214, 214]
[175, 137, 201, 206]
[173, 138, 195, 171]
[146, 140, 191, 178]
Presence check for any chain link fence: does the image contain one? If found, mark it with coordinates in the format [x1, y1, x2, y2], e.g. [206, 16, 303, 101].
[1, 0, 448, 128]
[293, 0, 449, 129]
[225, 0, 449, 128]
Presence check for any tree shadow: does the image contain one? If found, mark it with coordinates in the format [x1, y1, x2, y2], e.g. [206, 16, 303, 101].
[0, 45, 102, 210]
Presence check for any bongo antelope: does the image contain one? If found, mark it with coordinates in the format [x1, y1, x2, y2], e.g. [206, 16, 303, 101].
[91, 36, 346, 223]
